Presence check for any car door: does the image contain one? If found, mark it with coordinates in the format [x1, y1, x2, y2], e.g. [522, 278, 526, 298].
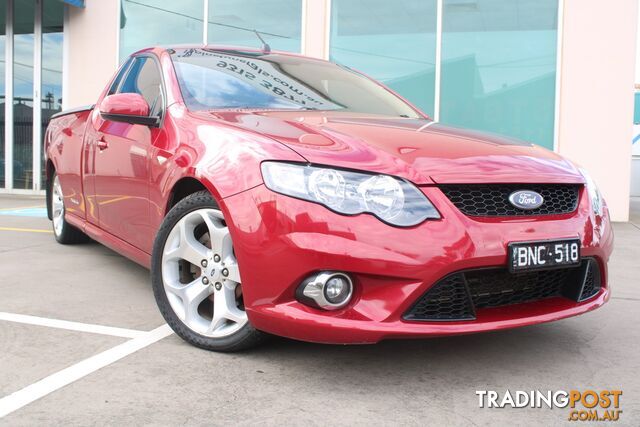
[91, 55, 165, 253]
[83, 57, 134, 226]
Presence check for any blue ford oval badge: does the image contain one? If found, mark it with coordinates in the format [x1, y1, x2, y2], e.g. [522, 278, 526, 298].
[508, 190, 544, 210]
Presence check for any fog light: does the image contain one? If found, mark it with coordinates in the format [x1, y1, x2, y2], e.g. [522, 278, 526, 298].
[324, 276, 350, 304]
[296, 272, 353, 310]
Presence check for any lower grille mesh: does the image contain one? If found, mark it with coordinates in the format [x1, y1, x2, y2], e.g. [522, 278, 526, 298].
[403, 275, 475, 321]
[404, 259, 601, 321]
[466, 268, 571, 309]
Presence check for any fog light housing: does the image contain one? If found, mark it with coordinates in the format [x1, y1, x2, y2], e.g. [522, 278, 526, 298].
[296, 272, 353, 310]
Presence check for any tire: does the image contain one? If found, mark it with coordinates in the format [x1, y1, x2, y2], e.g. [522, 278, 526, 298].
[49, 172, 88, 244]
[151, 191, 267, 352]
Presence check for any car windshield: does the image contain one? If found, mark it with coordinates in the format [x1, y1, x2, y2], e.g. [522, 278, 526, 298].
[170, 48, 421, 118]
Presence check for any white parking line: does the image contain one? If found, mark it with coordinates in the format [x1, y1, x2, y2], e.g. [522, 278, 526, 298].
[0, 324, 174, 418]
[0, 312, 145, 339]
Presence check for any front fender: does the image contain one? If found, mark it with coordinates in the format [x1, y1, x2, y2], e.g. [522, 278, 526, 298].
[150, 108, 305, 231]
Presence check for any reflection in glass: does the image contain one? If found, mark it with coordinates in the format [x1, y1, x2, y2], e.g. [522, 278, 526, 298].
[0, 0, 6, 188]
[440, 0, 558, 149]
[330, 0, 437, 117]
[13, 0, 35, 189]
[41, 0, 64, 187]
[119, 0, 203, 61]
[171, 49, 421, 118]
[207, 0, 302, 52]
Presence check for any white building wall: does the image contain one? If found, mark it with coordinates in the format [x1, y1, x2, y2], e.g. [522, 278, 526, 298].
[556, 0, 638, 221]
[65, 0, 120, 108]
[302, 0, 330, 59]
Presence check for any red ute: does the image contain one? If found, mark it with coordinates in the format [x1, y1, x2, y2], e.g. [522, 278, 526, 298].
[45, 46, 613, 351]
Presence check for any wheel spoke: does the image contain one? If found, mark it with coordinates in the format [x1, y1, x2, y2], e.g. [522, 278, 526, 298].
[213, 227, 232, 259]
[209, 283, 245, 333]
[183, 282, 213, 324]
[166, 220, 209, 265]
[224, 261, 241, 283]
[163, 278, 185, 297]
[167, 278, 212, 323]
[200, 211, 232, 259]
[208, 310, 227, 333]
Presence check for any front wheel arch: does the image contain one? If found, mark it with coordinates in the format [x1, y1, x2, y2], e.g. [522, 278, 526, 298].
[165, 176, 208, 215]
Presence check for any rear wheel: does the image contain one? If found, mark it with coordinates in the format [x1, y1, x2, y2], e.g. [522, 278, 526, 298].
[151, 191, 267, 352]
[50, 173, 87, 244]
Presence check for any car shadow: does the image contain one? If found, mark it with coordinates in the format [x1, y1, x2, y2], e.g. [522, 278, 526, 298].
[235, 320, 594, 384]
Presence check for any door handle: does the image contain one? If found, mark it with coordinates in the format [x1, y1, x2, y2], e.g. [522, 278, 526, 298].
[97, 137, 109, 151]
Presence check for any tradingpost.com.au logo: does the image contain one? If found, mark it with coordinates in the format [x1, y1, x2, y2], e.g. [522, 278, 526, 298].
[476, 389, 623, 422]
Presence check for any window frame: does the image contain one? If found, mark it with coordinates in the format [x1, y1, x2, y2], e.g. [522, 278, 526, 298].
[108, 56, 134, 96]
[115, 53, 168, 127]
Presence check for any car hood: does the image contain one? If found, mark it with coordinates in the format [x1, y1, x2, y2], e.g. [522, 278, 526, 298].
[202, 110, 584, 185]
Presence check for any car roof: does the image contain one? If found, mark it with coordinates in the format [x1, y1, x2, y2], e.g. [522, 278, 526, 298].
[130, 44, 318, 62]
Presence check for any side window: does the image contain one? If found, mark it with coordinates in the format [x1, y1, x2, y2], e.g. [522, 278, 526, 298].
[107, 57, 133, 95]
[118, 56, 164, 117]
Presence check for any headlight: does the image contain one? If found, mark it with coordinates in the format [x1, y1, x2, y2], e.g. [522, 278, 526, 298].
[579, 168, 604, 216]
[261, 162, 440, 227]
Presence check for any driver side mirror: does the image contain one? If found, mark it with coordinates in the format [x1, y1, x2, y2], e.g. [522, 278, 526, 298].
[99, 93, 160, 127]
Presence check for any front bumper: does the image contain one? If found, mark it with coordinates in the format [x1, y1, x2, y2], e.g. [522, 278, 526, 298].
[221, 183, 613, 344]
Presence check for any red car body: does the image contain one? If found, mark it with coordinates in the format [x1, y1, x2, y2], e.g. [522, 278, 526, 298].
[45, 46, 613, 344]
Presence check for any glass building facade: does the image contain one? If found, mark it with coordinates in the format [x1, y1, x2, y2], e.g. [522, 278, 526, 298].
[330, 0, 438, 118]
[119, 0, 303, 61]
[0, 0, 63, 191]
[119, 1, 204, 62]
[118, 0, 558, 150]
[330, 0, 558, 149]
[207, 0, 302, 52]
[439, 0, 558, 149]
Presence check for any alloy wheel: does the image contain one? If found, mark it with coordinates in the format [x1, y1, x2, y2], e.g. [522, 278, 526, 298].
[161, 208, 247, 338]
[52, 175, 65, 237]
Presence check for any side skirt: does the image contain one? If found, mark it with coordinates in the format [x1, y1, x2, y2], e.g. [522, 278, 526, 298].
[65, 213, 152, 269]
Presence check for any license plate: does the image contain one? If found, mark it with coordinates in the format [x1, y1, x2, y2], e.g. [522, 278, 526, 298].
[508, 239, 581, 272]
